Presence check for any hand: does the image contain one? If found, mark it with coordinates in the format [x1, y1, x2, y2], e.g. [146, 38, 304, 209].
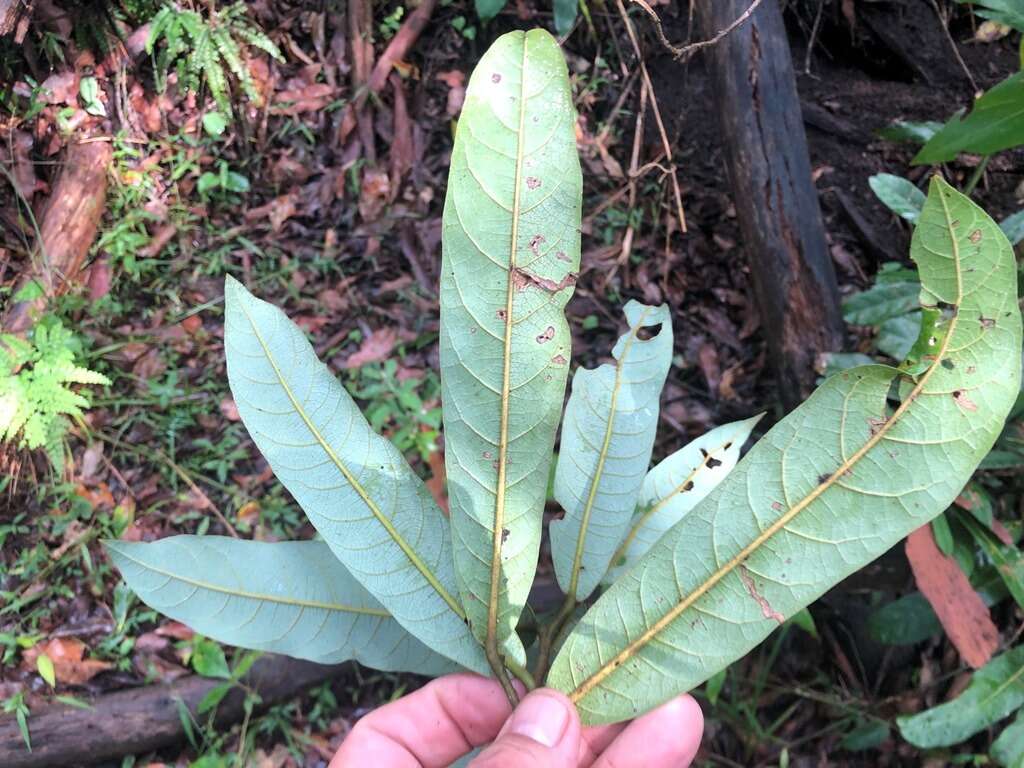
[330, 673, 703, 767]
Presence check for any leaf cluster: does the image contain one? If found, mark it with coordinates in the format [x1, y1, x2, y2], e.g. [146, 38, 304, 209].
[109, 30, 1022, 734]
[147, 1, 282, 117]
[0, 318, 109, 472]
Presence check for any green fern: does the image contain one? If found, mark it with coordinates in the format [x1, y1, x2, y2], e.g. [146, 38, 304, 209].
[147, 2, 282, 116]
[0, 320, 110, 472]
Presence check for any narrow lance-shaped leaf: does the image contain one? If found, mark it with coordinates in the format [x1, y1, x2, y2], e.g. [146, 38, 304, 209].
[550, 301, 672, 601]
[224, 277, 488, 674]
[439, 29, 582, 667]
[548, 177, 1022, 724]
[603, 414, 763, 586]
[898, 645, 1024, 748]
[107, 537, 457, 676]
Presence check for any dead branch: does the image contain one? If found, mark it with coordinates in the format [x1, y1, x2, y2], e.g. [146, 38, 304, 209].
[628, 0, 765, 61]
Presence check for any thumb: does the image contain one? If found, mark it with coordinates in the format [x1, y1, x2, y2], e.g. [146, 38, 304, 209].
[469, 689, 581, 768]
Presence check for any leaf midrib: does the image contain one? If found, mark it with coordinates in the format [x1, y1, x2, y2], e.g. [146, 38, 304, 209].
[570, 188, 965, 703]
[235, 299, 467, 621]
[567, 307, 651, 598]
[488, 36, 530, 648]
[111, 545, 390, 617]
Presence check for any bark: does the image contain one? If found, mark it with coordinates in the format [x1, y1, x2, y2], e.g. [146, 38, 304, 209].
[697, 0, 844, 410]
[0, 656, 350, 768]
[4, 139, 112, 334]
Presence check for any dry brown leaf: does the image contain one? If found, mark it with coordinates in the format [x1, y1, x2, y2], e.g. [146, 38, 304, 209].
[426, 449, 449, 515]
[22, 638, 112, 686]
[345, 328, 398, 369]
[906, 525, 999, 669]
[436, 69, 466, 117]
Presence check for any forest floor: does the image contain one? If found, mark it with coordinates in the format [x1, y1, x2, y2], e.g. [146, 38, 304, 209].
[1, 0, 1022, 766]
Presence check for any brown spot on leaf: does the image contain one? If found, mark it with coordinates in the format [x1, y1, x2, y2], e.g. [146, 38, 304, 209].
[501, 527, 510, 543]
[968, 229, 982, 243]
[682, 480, 694, 492]
[536, 326, 555, 344]
[771, 501, 783, 511]
[556, 251, 571, 262]
[953, 390, 978, 412]
[551, 354, 567, 365]
[491, 73, 501, 83]
[483, 451, 492, 460]
[527, 234, 545, 256]
[818, 473, 831, 484]
[868, 416, 888, 436]
[706, 456, 723, 469]
[980, 316, 996, 329]
[496, 309, 507, 321]
[526, 176, 541, 190]
[512, 266, 578, 294]
[739, 566, 784, 624]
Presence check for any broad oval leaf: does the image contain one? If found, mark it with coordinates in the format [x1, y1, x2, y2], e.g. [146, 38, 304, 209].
[107, 536, 456, 676]
[548, 177, 1022, 724]
[993, 711, 1024, 768]
[602, 415, 763, 586]
[439, 29, 581, 665]
[224, 277, 487, 674]
[550, 301, 672, 601]
[898, 645, 1024, 748]
[914, 72, 1024, 164]
[868, 173, 925, 223]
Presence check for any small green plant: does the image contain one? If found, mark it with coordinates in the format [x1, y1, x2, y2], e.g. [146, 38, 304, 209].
[106, 30, 1021, 740]
[147, 1, 282, 117]
[0, 316, 109, 472]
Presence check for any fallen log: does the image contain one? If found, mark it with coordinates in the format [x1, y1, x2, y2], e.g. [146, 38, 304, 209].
[4, 139, 111, 334]
[696, 0, 845, 410]
[0, 655, 349, 768]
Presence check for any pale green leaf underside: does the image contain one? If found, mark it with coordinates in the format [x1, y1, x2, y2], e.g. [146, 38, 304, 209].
[107, 537, 456, 676]
[603, 414, 763, 586]
[224, 277, 487, 674]
[551, 300, 672, 600]
[898, 645, 1024, 748]
[549, 177, 1022, 724]
[439, 29, 582, 663]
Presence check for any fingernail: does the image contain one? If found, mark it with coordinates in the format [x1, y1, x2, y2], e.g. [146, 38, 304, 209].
[507, 692, 570, 748]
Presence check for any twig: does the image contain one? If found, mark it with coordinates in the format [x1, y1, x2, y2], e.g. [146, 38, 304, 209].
[804, 0, 825, 75]
[367, 0, 438, 93]
[615, 0, 687, 233]
[927, 0, 978, 93]
[963, 154, 990, 196]
[627, 0, 765, 61]
[615, 76, 648, 271]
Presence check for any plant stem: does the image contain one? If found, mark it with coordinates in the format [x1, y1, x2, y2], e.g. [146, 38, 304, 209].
[506, 659, 537, 691]
[533, 595, 577, 683]
[963, 155, 991, 196]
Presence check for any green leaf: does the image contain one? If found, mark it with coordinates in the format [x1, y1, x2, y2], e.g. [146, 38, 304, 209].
[223, 278, 487, 674]
[553, 0, 578, 35]
[439, 29, 581, 667]
[202, 111, 228, 136]
[867, 592, 941, 645]
[603, 415, 763, 586]
[704, 668, 726, 705]
[958, 513, 1024, 611]
[78, 76, 106, 117]
[1001, 209, 1024, 246]
[190, 637, 231, 679]
[108, 536, 458, 675]
[877, 120, 943, 145]
[868, 174, 926, 223]
[994, 710, 1024, 768]
[954, 0, 1024, 33]
[474, 0, 507, 21]
[898, 646, 1024, 748]
[548, 177, 1022, 724]
[550, 301, 672, 601]
[840, 720, 889, 751]
[842, 282, 921, 326]
[876, 313, 921, 361]
[914, 72, 1024, 164]
[36, 653, 55, 688]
